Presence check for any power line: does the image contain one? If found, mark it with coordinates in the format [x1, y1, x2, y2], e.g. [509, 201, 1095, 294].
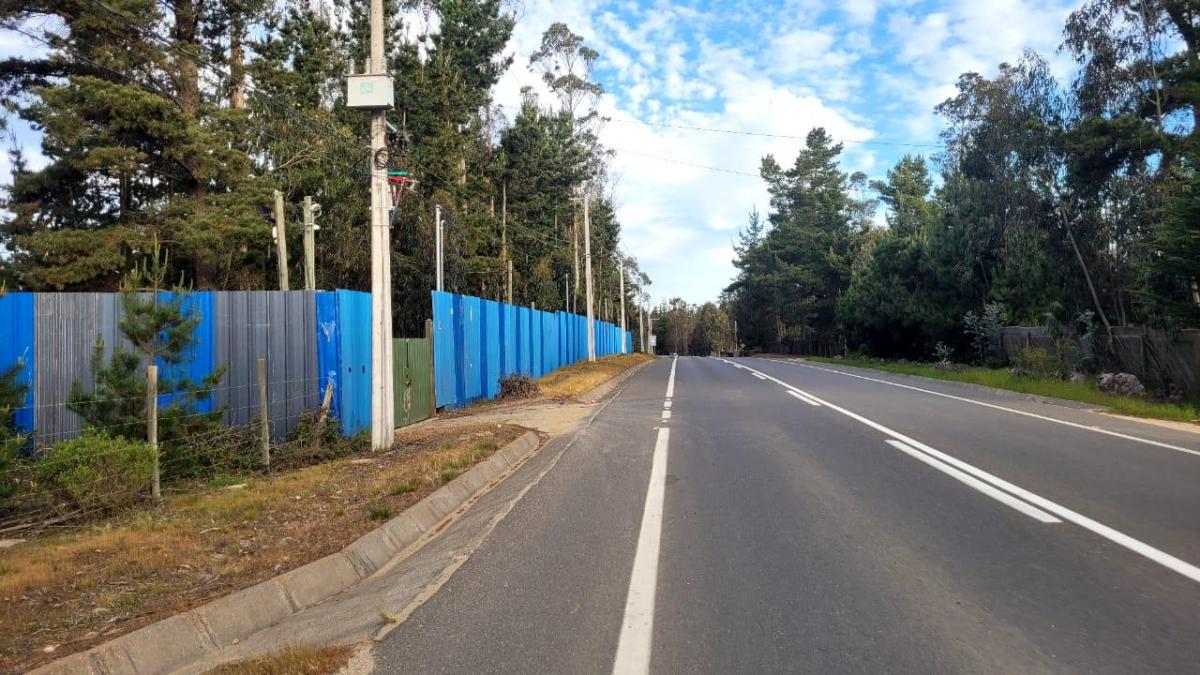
[495, 103, 945, 148]
[607, 147, 762, 178]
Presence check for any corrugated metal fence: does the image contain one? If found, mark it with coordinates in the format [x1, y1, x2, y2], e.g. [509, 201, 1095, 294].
[432, 290, 634, 407]
[0, 290, 373, 445]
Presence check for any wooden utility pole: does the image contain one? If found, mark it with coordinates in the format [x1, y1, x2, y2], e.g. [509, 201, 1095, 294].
[303, 196, 318, 290]
[573, 210, 580, 312]
[147, 364, 159, 499]
[502, 182, 511, 303]
[257, 357, 270, 469]
[367, 0, 395, 450]
[273, 190, 289, 290]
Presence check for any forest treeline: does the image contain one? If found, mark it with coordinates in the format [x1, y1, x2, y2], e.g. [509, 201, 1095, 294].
[0, 0, 647, 335]
[725, 0, 1200, 361]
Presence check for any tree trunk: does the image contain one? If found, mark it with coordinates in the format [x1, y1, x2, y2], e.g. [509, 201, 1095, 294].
[1067, 228, 1116, 351]
[172, 0, 201, 118]
[229, 11, 246, 110]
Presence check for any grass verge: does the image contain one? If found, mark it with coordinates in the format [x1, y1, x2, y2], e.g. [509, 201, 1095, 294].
[205, 644, 353, 675]
[805, 356, 1200, 423]
[0, 424, 526, 672]
[538, 353, 657, 399]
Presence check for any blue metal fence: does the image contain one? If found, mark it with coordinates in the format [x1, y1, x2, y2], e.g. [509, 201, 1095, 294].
[431, 291, 635, 408]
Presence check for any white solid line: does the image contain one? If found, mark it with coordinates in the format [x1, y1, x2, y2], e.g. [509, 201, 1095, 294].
[612, 427, 670, 675]
[665, 357, 677, 399]
[786, 390, 820, 407]
[885, 440, 1060, 523]
[733, 360, 1200, 584]
[774, 359, 1200, 459]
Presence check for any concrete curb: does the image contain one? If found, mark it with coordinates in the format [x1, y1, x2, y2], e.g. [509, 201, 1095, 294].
[30, 431, 543, 675]
[577, 358, 657, 404]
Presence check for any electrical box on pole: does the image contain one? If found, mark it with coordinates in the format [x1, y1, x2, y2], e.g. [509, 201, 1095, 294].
[346, 74, 394, 109]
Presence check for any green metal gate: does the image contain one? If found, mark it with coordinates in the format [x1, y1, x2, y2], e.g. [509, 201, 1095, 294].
[393, 336, 435, 428]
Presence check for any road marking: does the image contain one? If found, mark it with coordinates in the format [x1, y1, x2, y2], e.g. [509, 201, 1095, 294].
[613, 427, 670, 675]
[770, 359, 1200, 459]
[661, 410, 672, 420]
[730, 359, 1200, 584]
[886, 440, 1060, 523]
[663, 400, 672, 409]
[752, 373, 767, 380]
[665, 357, 677, 400]
[786, 390, 821, 407]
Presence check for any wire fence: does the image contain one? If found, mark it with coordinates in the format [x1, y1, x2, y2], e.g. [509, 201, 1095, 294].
[0, 361, 356, 534]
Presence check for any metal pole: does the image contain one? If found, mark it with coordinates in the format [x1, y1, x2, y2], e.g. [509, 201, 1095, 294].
[368, 0, 395, 450]
[273, 190, 289, 290]
[303, 196, 316, 291]
[583, 192, 595, 361]
[147, 364, 159, 499]
[435, 204, 444, 292]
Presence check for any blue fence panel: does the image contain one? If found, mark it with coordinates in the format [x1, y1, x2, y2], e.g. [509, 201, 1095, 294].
[338, 290, 372, 435]
[157, 291, 215, 413]
[431, 290, 457, 408]
[0, 292, 35, 434]
[316, 291, 342, 425]
[460, 296, 482, 402]
[482, 300, 501, 399]
[429, 292, 644, 408]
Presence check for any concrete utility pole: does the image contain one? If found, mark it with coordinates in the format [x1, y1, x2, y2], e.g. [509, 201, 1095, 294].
[583, 191, 595, 361]
[273, 190, 289, 290]
[435, 205, 444, 291]
[303, 196, 318, 291]
[367, 0, 395, 451]
[618, 260, 626, 353]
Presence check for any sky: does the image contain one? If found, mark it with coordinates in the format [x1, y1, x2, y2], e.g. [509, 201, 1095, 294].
[491, 0, 1085, 306]
[0, 0, 1086, 305]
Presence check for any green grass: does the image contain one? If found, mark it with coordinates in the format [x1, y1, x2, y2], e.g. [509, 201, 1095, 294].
[367, 506, 393, 521]
[806, 356, 1200, 424]
[389, 479, 420, 496]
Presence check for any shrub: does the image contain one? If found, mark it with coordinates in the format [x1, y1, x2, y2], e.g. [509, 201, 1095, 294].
[34, 431, 155, 513]
[1010, 346, 1068, 379]
[498, 374, 539, 400]
[963, 303, 1005, 367]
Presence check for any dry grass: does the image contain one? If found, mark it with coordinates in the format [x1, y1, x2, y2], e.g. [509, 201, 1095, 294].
[206, 644, 354, 675]
[0, 424, 526, 672]
[537, 353, 656, 399]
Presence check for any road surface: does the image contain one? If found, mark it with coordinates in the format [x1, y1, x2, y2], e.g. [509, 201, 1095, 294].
[372, 356, 1200, 674]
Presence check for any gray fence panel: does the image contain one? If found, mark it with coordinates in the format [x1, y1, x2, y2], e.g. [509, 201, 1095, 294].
[33, 293, 124, 445]
[212, 290, 317, 440]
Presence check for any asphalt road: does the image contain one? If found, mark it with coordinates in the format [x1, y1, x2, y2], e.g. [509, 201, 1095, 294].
[373, 356, 1200, 674]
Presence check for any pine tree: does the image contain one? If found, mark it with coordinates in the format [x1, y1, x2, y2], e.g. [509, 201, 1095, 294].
[68, 238, 224, 477]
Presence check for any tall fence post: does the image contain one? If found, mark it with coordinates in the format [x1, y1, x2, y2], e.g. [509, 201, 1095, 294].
[147, 364, 159, 500]
[257, 357, 270, 471]
[426, 318, 436, 418]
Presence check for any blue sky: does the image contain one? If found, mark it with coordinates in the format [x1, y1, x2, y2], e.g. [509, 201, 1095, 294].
[494, 0, 1084, 305]
[1, 0, 1084, 304]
